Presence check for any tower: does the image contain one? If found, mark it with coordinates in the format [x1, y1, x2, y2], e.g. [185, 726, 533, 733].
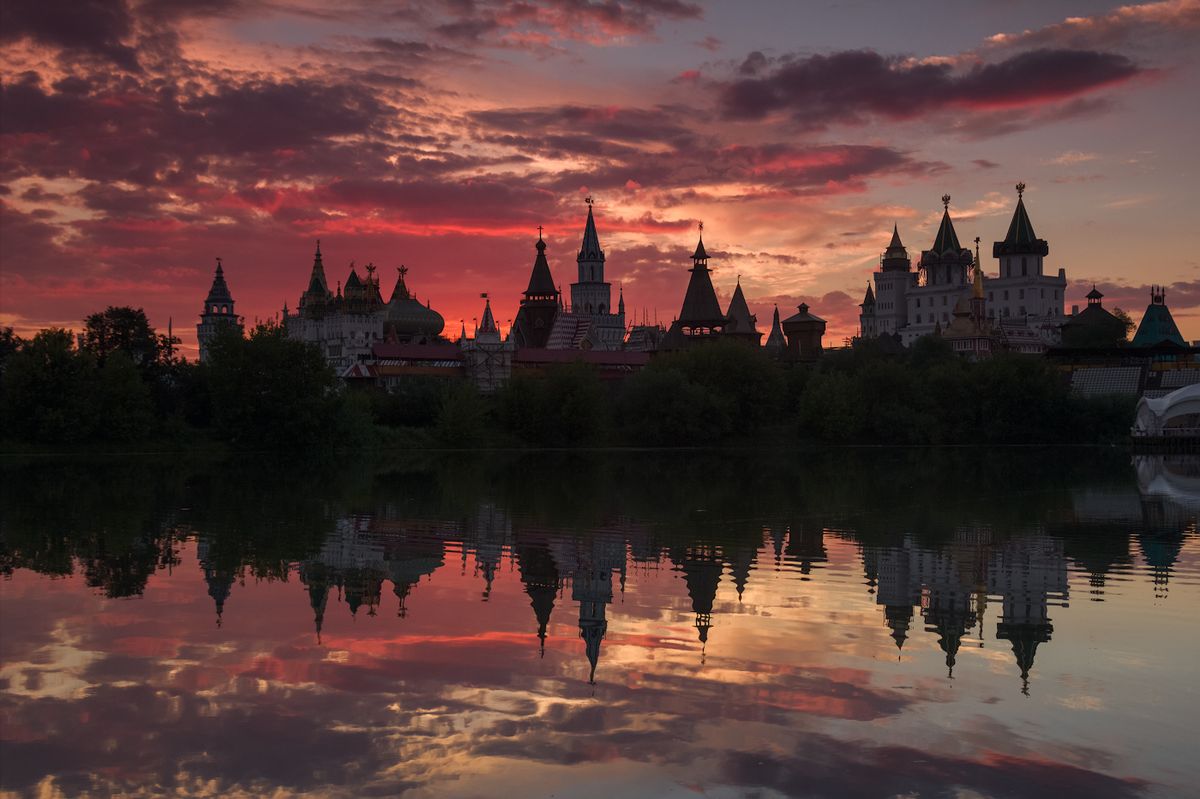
[666, 225, 726, 346]
[723, 278, 762, 345]
[572, 199, 610, 315]
[921, 195, 973, 288]
[197, 257, 242, 362]
[511, 229, 561, 348]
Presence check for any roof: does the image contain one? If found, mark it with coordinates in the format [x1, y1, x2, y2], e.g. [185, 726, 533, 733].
[304, 241, 330, 297]
[861, 282, 875, 307]
[204, 261, 234, 305]
[370, 342, 463, 361]
[577, 204, 605, 263]
[1086, 286, 1104, 300]
[1131, 300, 1186, 348]
[993, 188, 1049, 257]
[764, 305, 786, 350]
[678, 257, 725, 326]
[724, 281, 758, 333]
[524, 237, 559, 298]
[692, 234, 709, 261]
[886, 224, 905, 255]
[782, 303, 825, 324]
[479, 298, 498, 335]
[930, 208, 962, 254]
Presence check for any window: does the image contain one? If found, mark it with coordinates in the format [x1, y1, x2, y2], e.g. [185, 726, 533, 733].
[1022, 257, 1028, 276]
[1004, 290, 1009, 301]
[916, 298, 921, 307]
[1018, 289, 1024, 299]
[1019, 306, 1026, 316]
[942, 295, 947, 306]
[221, 305, 228, 314]
[916, 314, 921, 323]
[211, 305, 218, 314]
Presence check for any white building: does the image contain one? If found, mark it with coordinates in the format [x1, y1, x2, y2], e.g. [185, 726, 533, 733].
[859, 186, 1067, 349]
[546, 202, 627, 350]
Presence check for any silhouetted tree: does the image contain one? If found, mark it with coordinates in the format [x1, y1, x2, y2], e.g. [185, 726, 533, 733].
[81, 306, 161, 368]
[204, 322, 342, 449]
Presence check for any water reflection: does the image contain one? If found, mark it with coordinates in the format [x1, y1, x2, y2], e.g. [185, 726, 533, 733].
[1, 450, 1198, 798]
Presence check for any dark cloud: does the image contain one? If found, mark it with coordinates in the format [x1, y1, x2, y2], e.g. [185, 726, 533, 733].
[718, 48, 1143, 127]
[0, 0, 140, 71]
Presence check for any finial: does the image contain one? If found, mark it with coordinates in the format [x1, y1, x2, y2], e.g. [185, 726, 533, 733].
[942, 194, 951, 209]
[398, 264, 407, 277]
[366, 262, 376, 277]
[1016, 182, 1026, 198]
[537, 224, 544, 240]
[698, 220, 704, 234]
[585, 195, 593, 206]
[215, 256, 223, 273]
[315, 239, 321, 255]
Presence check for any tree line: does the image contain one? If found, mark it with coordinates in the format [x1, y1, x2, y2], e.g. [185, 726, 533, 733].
[0, 306, 1134, 451]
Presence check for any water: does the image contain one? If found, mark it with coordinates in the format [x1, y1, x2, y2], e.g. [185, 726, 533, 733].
[1, 449, 1198, 798]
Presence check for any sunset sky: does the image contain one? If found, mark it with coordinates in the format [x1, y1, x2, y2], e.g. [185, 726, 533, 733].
[2, 0, 1198, 356]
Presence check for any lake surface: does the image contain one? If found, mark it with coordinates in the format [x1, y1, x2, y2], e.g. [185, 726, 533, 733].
[1, 449, 1198, 798]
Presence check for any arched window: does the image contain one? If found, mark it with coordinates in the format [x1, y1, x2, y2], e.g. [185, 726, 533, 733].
[211, 305, 218, 314]
[221, 305, 228, 314]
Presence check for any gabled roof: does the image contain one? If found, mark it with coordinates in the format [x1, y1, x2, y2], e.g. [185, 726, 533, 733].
[930, 207, 962, 254]
[577, 204, 605, 263]
[524, 237, 559, 298]
[725, 281, 757, 333]
[678, 257, 724, 326]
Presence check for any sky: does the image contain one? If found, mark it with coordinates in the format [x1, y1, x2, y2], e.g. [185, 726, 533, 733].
[1, 0, 1198, 357]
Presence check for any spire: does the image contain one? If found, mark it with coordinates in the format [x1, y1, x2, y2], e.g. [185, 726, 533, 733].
[524, 230, 559, 299]
[994, 182, 1049, 257]
[618, 286, 625, 314]
[479, 295, 498, 336]
[765, 305, 786, 351]
[931, 195, 963, 254]
[881, 224, 911, 271]
[203, 257, 235, 308]
[678, 224, 724, 328]
[306, 240, 329, 295]
[888, 223, 903, 251]
[692, 222, 709, 261]
[389, 265, 411, 303]
[861, 282, 876, 308]
[578, 198, 605, 264]
[725, 279, 758, 335]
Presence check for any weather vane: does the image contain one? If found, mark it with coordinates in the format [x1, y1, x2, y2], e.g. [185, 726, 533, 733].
[1016, 182, 1026, 197]
[398, 264, 408, 277]
[698, 221, 704, 233]
[942, 194, 951, 209]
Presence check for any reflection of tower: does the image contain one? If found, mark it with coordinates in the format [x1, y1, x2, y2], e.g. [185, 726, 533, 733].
[298, 560, 331, 642]
[465, 503, 511, 601]
[571, 536, 624, 684]
[197, 536, 236, 627]
[678, 545, 722, 649]
[784, 524, 827, 576]
[385, 534, 445, 618]
[872, 544, 917, 653]
[988, 535, 1068, 693]
[516, 538, 561, 656]
[1137, 529, 1185, 599]
[726, 538, 758, 602]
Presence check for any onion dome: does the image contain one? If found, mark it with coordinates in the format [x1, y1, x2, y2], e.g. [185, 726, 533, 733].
[385, 266, 445, 340]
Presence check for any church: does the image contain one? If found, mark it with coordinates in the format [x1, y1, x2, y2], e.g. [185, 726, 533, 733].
[859, 184, 1068, 348]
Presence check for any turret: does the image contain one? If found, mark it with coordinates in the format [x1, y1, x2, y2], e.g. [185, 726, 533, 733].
[512, 229, 560, 348]
[919, 195, 973, 287]
[723, 278, 761, 345]
[993, 183, 1049, 279]
[197, 258, 242, 362]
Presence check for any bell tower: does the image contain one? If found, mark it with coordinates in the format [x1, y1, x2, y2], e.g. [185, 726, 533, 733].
[197, 258, 242, 361]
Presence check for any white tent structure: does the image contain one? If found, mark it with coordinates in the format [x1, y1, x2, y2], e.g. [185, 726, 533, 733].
[1132, 383, 1200, 437]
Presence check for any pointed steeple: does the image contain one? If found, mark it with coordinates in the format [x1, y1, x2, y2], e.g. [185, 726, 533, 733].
[881, 224, 912, 272]
[888, 223, 903, 251]
[577, 200, 605, 265]
[618, 286, 625, 314]
[765, 305, 786, 352]
[306, 240, 329, 295]
[861, 282, 876, 308]
[479, 296, 498, 336]
[524, 230, 559, 300]
[994, 183, 1049, 257]
[724, 279, 759, 338]
[931, 194, 963, 254]
[203, 258, 235, 308]
[677, 225, 724, 330]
